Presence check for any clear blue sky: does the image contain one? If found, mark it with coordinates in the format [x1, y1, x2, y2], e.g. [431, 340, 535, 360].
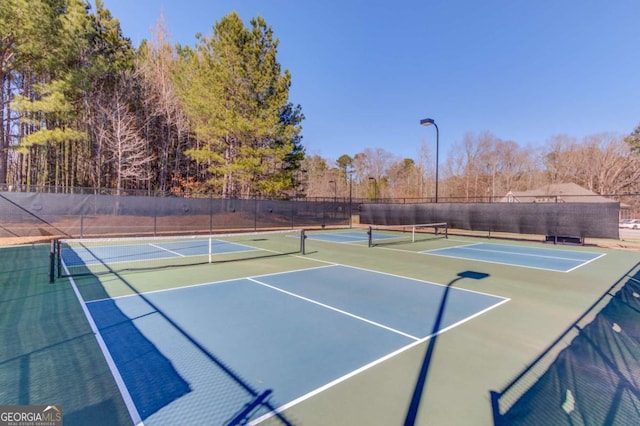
[97, 0, 640, 163]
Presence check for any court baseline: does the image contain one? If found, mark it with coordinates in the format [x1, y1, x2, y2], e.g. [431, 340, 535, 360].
[423, 242, 604, 272]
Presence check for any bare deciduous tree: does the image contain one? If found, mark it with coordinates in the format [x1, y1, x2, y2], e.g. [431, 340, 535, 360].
[575, 134, 640, 195]
[137, 15, 190, 192]
[95, 73, 155, 194]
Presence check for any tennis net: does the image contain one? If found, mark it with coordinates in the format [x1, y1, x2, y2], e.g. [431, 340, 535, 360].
[55, 229, 306, 278]
[367, 223, 447, 247]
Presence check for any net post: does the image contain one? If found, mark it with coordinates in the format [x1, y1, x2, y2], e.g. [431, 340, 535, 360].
[367, 226, 373, 247]
[300, 229, 306, 255]
[56, 240, 62, 279]
[444, 222, 448, 239]
[208, 236, 212, 263]
[412, 226, 416, 243]
[49, 239, 56, 283]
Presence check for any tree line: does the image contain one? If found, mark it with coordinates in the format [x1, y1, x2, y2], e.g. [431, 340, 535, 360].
[304, 131, 640, 202]
[1, 0, 302, 197]
[2, 1, 639, 202]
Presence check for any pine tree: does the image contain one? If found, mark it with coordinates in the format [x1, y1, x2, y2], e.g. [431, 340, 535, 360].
[176, 12, 303, 197]
[625, 124, 640, 155]
[0, 0, 58, 184]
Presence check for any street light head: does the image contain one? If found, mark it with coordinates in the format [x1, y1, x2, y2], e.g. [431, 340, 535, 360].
[420, 117, 439, 203]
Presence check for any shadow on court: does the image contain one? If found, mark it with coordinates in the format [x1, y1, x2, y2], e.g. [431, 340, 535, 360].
[404, 270, 490, 426]
[0, 245, 133, 425]
[77, 244, 296, 425]
[490, 261, 640, 425]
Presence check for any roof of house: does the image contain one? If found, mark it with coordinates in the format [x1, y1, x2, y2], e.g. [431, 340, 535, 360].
[502, 183, 616, 203]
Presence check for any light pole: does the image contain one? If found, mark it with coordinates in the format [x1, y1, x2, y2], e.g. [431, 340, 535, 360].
[368, 177, 378, 202]
[347, 169, 354, 228]
[420, 118, 439, 203]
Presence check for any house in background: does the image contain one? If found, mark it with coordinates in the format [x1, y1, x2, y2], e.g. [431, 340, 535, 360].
[501, 182, 629, 219]
[502, 182, 616, 203]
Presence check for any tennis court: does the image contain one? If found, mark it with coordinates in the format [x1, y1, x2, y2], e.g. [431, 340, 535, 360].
[81, 264, 507, 424]
[307, 223, 447, 246]
[422, 242, 605, 272]
[3, 226, 640, 425]
[62, 238, 257, 267]
[57, 230, 305, 277]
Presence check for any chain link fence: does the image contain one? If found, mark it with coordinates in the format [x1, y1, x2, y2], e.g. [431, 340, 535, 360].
[2, 185, 638, 242]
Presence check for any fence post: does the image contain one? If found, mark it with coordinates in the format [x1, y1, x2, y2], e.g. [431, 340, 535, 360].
[291, 199, 295, 229]
[254, 195, 258, 231]
[209, 195, 213, 234]
[49, 240, 56, 283]
[56, 240, 62, 279]
[153, 195, 158, 237]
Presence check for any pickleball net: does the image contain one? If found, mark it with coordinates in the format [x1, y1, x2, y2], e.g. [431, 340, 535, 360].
[54, 229, 306, 278]
[367, 223, 447, 247]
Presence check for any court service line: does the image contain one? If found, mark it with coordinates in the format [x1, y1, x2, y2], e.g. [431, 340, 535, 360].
[148, 243, 186, 257]
[246, 277, 421, 341]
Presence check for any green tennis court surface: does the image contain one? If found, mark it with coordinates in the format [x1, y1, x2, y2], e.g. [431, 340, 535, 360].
[84, 265, 506, 424]
[2, 229, 639, 425]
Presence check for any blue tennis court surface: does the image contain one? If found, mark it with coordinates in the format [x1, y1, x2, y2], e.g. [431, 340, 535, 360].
[424, 242, 604, 272]
[81, 264, 508, 424]
[62, 238, 257, 267]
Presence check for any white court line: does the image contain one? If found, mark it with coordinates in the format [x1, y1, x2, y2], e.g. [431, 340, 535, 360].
[149, 243, 186, 257]
[325, 263, 508, 299]
[251, 293, 510, 425]
[150, 239, 260, 257]
[79, 254, 509, 425]
[62, 263, 143, 426]
[423, 243, 604, 272]
[446, 245, 599, 262]
[210, 239, 262, 253]
[423, 251, 572, 273]
[87, 264, 339, 304]
[565, 253, 607, 273]
[247, 277, 421, 341]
